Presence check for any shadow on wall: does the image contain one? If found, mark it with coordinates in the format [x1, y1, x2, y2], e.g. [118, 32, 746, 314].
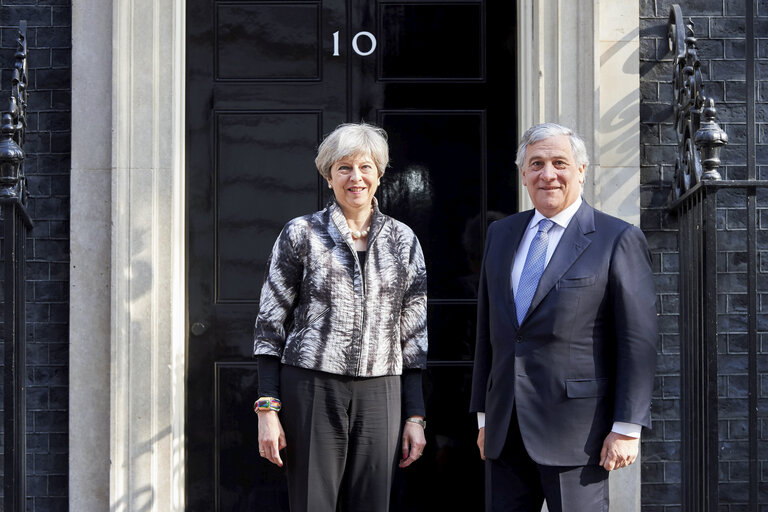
[596, 34, 644, 221]
[111, 426, 173, 512]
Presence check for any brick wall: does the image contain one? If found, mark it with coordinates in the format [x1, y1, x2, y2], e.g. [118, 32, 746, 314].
[1, 1, 70, 511]
[640, 3, 683, 510]
[640, 0, 766, 509]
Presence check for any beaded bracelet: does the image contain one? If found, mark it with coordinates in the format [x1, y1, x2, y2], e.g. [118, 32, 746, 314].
[254, 397, 282, 413]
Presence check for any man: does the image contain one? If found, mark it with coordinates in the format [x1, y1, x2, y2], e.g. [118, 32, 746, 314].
[470, 123, 657, 511]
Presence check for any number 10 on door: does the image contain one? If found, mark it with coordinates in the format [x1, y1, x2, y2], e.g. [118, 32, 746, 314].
[333, 31, 377, 56]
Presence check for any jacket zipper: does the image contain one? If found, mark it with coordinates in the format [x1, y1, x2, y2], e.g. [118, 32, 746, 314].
[350, 242, 366, 376]
[342, 207, 378, 377]
[352, 220, 377, 376]
[359, 242, 369, 376]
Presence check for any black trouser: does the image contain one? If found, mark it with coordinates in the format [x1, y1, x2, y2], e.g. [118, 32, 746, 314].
[280, 365, 401, 512]
[485, 408, 609, 512]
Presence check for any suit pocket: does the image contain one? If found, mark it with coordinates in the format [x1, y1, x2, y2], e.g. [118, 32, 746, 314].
[558, 275, 596, 288]
[566, 378, 609, 398]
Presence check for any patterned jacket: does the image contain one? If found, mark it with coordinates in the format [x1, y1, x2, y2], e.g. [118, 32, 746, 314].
[253, 199, 428, 377]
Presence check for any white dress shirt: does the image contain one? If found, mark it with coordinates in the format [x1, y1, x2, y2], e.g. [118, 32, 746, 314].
[477, 196, 641, 439]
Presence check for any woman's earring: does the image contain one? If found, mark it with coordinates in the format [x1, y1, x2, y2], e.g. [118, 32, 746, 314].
[328, 182, 333, 189]
[377, 180, 381, 186]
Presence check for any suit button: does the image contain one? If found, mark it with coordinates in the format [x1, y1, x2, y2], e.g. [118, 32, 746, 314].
[516, 336, 522, 343]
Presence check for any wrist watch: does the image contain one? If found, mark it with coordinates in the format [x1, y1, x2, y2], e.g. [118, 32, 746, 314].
[405, 417, 426, 430]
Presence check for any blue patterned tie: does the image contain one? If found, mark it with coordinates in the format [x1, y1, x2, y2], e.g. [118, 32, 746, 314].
[516, 219, 554, 324]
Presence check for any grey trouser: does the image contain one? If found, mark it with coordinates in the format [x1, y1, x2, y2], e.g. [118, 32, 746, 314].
[485, 408, 609, 512]
[280, 365, 401, 512]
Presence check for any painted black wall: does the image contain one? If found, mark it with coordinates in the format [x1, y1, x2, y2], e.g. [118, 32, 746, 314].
[639, 3, 682, 507]
[1, 1, 70, 511]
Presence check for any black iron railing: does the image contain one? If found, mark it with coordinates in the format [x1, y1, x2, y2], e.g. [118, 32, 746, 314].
[0, 20, 32, 512]
[668, 4, 763, 511]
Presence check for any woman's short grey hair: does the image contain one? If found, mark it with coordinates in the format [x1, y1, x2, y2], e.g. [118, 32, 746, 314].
[315, 123, 390, 179]
[514, 123, 589, 170]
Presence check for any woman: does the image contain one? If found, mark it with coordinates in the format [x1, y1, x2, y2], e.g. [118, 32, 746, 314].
[253, 122, 428, 512]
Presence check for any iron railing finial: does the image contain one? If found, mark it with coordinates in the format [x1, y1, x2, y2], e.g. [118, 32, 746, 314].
[668, 4, 727, 200]
[695, 98, 728, 181]
[0, 113, 24, 199]
[0, 21, 28, 203]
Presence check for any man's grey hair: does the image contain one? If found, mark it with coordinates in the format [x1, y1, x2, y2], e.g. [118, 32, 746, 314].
[514, 123, 590, 170]
[315, 122, 390, 180]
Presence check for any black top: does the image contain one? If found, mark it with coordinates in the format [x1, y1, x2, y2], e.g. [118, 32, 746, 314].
[255, 355, 425, 418]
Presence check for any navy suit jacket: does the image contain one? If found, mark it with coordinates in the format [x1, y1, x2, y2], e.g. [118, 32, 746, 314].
[469, 201, 658, 466]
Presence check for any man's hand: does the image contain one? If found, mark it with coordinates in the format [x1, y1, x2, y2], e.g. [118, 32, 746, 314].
[599, 431, 638, 471]
[477, 427, 486, 460]
[257, 411, 287, 467]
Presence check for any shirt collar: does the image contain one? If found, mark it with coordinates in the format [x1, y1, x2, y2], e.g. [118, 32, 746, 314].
[529, 195, 583, 231]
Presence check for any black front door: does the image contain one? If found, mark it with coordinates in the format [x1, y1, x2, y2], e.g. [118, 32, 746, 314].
[186, 1, 517, 509]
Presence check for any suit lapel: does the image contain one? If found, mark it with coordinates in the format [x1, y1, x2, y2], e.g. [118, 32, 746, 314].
[503, 211, 533, 326]
[524, 202, 595, 322]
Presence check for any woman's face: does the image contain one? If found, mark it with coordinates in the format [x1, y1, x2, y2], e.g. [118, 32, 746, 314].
[328, 153, 379, 215]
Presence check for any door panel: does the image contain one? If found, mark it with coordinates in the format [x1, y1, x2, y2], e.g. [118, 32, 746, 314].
[215, 112, 321, 303]
[379, 4, 484, 80]
[379, 111, 486, 299]
[187, 1, 516, 509]
[215, 3, 322, 80]
[216, 362, 289, 510]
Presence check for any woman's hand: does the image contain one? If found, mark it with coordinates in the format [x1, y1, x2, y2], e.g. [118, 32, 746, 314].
[399, 417, 426, 468]
[257, 411, 286, 467]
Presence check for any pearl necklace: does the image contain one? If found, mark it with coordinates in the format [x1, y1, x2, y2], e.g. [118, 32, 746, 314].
[348, 207, 374, 240]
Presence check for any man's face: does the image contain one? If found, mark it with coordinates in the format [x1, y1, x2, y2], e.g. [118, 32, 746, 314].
[520, 134, 585, 217]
